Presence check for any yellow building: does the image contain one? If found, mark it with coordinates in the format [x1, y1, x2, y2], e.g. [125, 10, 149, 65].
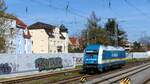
[28, 22, 68, 53]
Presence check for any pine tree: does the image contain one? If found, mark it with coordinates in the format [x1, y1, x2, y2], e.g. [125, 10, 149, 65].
[105, 18, 127, 47]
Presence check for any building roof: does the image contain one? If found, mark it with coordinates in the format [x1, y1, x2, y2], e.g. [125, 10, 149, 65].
[69, 37, 79, 46]
[0, 12, 27, 29]
[60, 24, 68, 33]
[16, 18, 27, 29]
[23, 30, 32, 39]
[0, 12, 31, 39]
[28, 22, 68, 39]
[28, 22, 55, 38]
[28, 22, 55, 29]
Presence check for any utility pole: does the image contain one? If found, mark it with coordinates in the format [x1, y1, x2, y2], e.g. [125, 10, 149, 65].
[114, 18, 118, 47]
[87, 28, 89, 45]
[141, 31, 148, 51]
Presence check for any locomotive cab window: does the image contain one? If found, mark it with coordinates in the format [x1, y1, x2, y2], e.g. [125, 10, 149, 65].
[85, 51, 98, 55]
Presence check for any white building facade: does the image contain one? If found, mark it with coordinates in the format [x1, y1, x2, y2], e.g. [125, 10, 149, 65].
[29, 22, 68, 53]
[2, 17, 32, 54]
[48, 26, 68, 53]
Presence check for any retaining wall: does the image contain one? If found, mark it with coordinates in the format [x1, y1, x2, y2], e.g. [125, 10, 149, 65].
[127, 52, 150, 58]
[0, 53, 83, 74]
[0, 52, 149, 75]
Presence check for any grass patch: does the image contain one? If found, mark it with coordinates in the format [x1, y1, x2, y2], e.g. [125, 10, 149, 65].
[28, 71, 81, 84]
[0, 78, 6, 80]
[125, 58, 150, 63]
[75, 65, 83, 69]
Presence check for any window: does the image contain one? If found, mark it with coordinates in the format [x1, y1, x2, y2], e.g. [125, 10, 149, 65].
[10, 28, 14, 35]
[86, 51, 98, 55]
[49, 50, 52, 52]
[57, 46, 62, 52]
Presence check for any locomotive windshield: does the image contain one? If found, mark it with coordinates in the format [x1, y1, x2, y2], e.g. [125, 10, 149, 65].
[85, 50, 98, 55]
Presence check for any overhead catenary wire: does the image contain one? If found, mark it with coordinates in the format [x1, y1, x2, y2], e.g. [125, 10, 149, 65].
[107, 0, 121, 18]
[124, 0, 150, 20]
[28, 0, 132, 27]
[30, 0, 114, 20]
[30, 0, 87, 19]
[29, 0, 90, 27]
[28, 0, 129, 25]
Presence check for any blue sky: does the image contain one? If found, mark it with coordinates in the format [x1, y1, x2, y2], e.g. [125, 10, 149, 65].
[5, 0, 150, 41]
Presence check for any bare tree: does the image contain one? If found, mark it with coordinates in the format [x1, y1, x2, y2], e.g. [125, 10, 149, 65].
[139, 36, 150, 51]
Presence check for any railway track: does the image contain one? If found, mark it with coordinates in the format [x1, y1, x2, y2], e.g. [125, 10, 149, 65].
[53, 61, 150, 84]
[85, 62, 150, 84]
[144, 79, 150, 84]
[0, 60, 149, 84]
[0, 69, 80, 84]
[143, 76, 150, 84]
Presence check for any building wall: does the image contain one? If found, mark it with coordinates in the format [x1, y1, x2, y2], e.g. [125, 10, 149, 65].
[1, 18, 32, 54]
[15, 28, 25, 54]
[4, 19, 17, 54]
[48, 38, 68, 53]
[30, 29, 49, 53]
[25, 39, 32, 54]
[48, 27, 68, 53]
[124, 42, 133, 51]
[29, 27, 68, 54]
[61, 32, 68, 53]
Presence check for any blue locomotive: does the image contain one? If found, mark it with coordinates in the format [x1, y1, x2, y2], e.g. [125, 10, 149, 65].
[83, 44, 126, 73]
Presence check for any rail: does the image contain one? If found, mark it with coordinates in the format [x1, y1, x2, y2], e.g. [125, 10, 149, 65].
[85, 63, 150, 84]
[0, 69, 80, 84]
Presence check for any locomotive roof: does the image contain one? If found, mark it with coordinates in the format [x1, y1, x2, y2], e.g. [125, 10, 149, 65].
[85, 44, 100, 51]
[102, 46, 125, 51]
[86, 44, 125, 51]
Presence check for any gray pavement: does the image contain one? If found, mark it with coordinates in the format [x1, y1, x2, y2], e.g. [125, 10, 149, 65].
[128, 67, 150, 84]
[114, 67, 150, 84]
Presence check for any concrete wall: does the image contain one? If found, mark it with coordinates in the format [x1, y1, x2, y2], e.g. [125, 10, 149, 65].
[0, 53, 83, 74]
[127, 52, 150, 58]
[0, 52, 149, 75]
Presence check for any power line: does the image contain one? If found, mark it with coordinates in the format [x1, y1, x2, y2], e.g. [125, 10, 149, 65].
[28, 0, 87, 26]
[30, 0, 87, 19]
[124, 0, 150, 20]
[30, 0, 113, 20]
[29, 0, 130, 26]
